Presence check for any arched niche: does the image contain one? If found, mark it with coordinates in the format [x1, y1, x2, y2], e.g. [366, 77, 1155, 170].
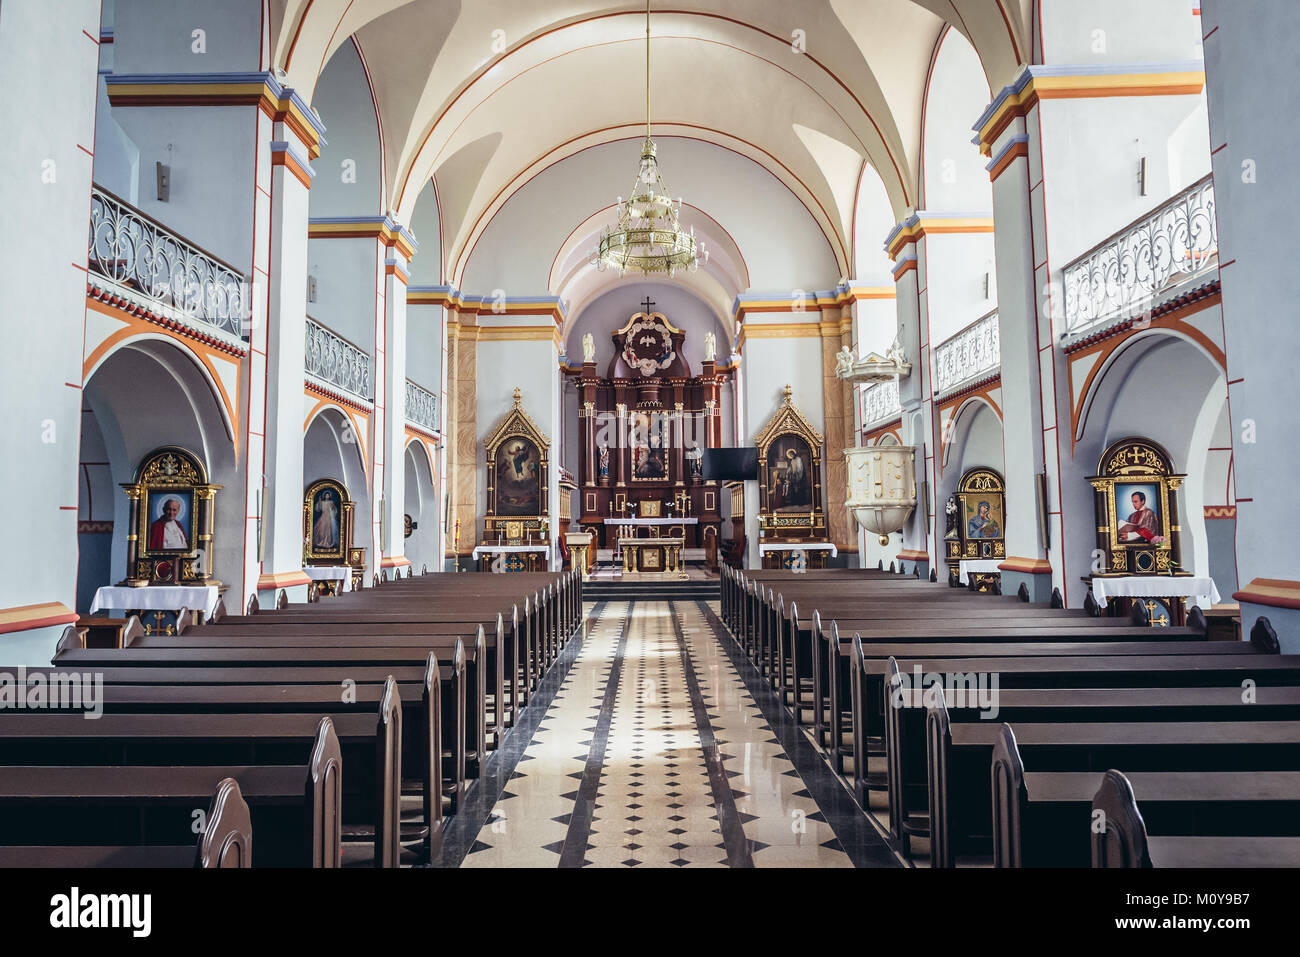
[404, 438, 438, 573]
[304, 405, 373, 574]
[1070, 332, 1229, 603]
[78, 338, 237, 609]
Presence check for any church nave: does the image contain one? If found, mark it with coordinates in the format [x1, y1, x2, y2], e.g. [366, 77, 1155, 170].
[440, 600, 892, 868]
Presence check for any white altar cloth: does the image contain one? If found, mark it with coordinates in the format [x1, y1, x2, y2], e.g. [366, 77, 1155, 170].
[90, 585, 219, 619]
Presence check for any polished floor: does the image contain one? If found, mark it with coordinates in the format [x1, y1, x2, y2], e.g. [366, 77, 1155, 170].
[430, 599, 897, 868]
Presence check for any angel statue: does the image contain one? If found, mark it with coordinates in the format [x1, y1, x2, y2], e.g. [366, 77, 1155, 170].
[582, 332, 595, 363]
[704, 331, 717, 361]
[835, 345, 856, 377]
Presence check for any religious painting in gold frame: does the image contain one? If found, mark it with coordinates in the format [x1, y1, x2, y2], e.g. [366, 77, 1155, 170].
[120, 446, 220, 586]
[1087, 437, 1186, 576]
[754, 385, 825, 537]
[303, 478, 354, 565]
[945, 466, 1006, 571]
[628, 411, 671, 482]
[483, 388, 551, 542]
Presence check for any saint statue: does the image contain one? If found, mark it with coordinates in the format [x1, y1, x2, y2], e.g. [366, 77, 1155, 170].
[598, 444, 610, 480]
[704, 331, 717, 361]
[582, 332, 595, 363]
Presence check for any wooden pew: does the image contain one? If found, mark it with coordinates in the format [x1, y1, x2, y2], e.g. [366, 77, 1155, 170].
[927, 694, 1300, 868]
[1091, 769, 1300, 868]
[0, 717, 340, 867]
[25, 654, 466, 824]
[989, 730, 1300, 866]
[0, 777, 253, 869]
[151, 617, 504, 757]
[0, 677, 403, 867]
[852, 631, 1300, 811]
[57, 626, 479, 795]
[808, 608, 1207, 758]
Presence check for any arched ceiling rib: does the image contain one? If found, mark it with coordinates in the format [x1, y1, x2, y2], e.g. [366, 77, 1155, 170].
[272, 1, 1033, 282]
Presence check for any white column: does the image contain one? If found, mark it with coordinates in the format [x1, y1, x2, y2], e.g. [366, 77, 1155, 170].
[379, 244, 412, 575]
[0, 0, 102, 663]
[255, 137, 314, 605]
[1203, 0, 1300, 647]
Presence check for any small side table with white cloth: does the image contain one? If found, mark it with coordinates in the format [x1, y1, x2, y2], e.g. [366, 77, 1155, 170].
[957, 558, 1003, 591]
[472, 543, 555, 572]
[759, 542, 837, 570]
[1090, 575, 1222, 625]
[303, 565, 353, 596]
[89, 584, 220, 634]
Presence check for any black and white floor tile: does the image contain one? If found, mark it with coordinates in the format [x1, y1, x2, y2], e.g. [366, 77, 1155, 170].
[454, 599, 897, 868]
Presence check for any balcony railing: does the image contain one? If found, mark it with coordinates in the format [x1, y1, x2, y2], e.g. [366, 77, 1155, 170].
[933, 310, 999, 395]
[1063, 174, 1217, 335]
[406, 380, 439, 432]
[305, 318, 372, 401]
[88, 186, 249, 341]
[860, 379, 901, 428]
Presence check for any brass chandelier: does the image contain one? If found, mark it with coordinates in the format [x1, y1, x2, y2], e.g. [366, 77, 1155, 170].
[589, 0, 708, 278]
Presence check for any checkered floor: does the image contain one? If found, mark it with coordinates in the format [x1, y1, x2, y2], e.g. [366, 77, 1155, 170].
[460, 601, 856, 867]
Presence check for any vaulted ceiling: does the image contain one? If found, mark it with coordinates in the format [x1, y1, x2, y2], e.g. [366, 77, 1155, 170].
[271, 0, 1031, 283]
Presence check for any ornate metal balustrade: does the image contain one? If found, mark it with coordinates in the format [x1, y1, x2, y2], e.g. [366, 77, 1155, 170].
[933, 310, 999, 395]
[860, 379, 901, 428]
[88, 186, 249, 340]
[305, 318, 372, 401]
[1063, 175, 1217, 335]
[405, 380, 439, 432]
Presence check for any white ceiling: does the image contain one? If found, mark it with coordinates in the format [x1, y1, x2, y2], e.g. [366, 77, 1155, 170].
[272, 1, 1032, 284]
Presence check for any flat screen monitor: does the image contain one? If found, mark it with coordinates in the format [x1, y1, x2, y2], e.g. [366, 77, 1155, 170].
[701, 447, 759, 482]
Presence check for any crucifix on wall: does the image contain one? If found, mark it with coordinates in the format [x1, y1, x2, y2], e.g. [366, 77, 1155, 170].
[640, 296, 656, 314]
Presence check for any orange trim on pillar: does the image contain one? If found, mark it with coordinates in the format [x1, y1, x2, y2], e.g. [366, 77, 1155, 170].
[892, 259, 918, 280]
[988, 140, 1030, 181]
[998, 556, 1052, 574]
[896, 549, 929, 562]
[0, 602, 79, 635]
[257, 570, 313, 589]
[272, 150, 313, 189]
[379, 556, 412, 569]
[1233, 578, 1300, 610]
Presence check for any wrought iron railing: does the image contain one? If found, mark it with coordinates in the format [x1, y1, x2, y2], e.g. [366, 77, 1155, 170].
[860, 379, 901, 427]
[88, 186, 249, 340]
[405, 380, 439, 431]
[933, 310, 999, 395]
[1063, 175, 1217, 334]
[305, 318, 372, 401]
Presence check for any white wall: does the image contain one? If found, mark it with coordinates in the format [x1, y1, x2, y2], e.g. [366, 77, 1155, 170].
[921, 29, 992, 212]
[112, 0, 262, 75]
[0, 0, 105, 664]
[309, 39, 382, 218]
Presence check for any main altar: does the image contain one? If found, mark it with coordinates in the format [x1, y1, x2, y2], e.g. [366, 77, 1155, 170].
[570, 299, 727, 553]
